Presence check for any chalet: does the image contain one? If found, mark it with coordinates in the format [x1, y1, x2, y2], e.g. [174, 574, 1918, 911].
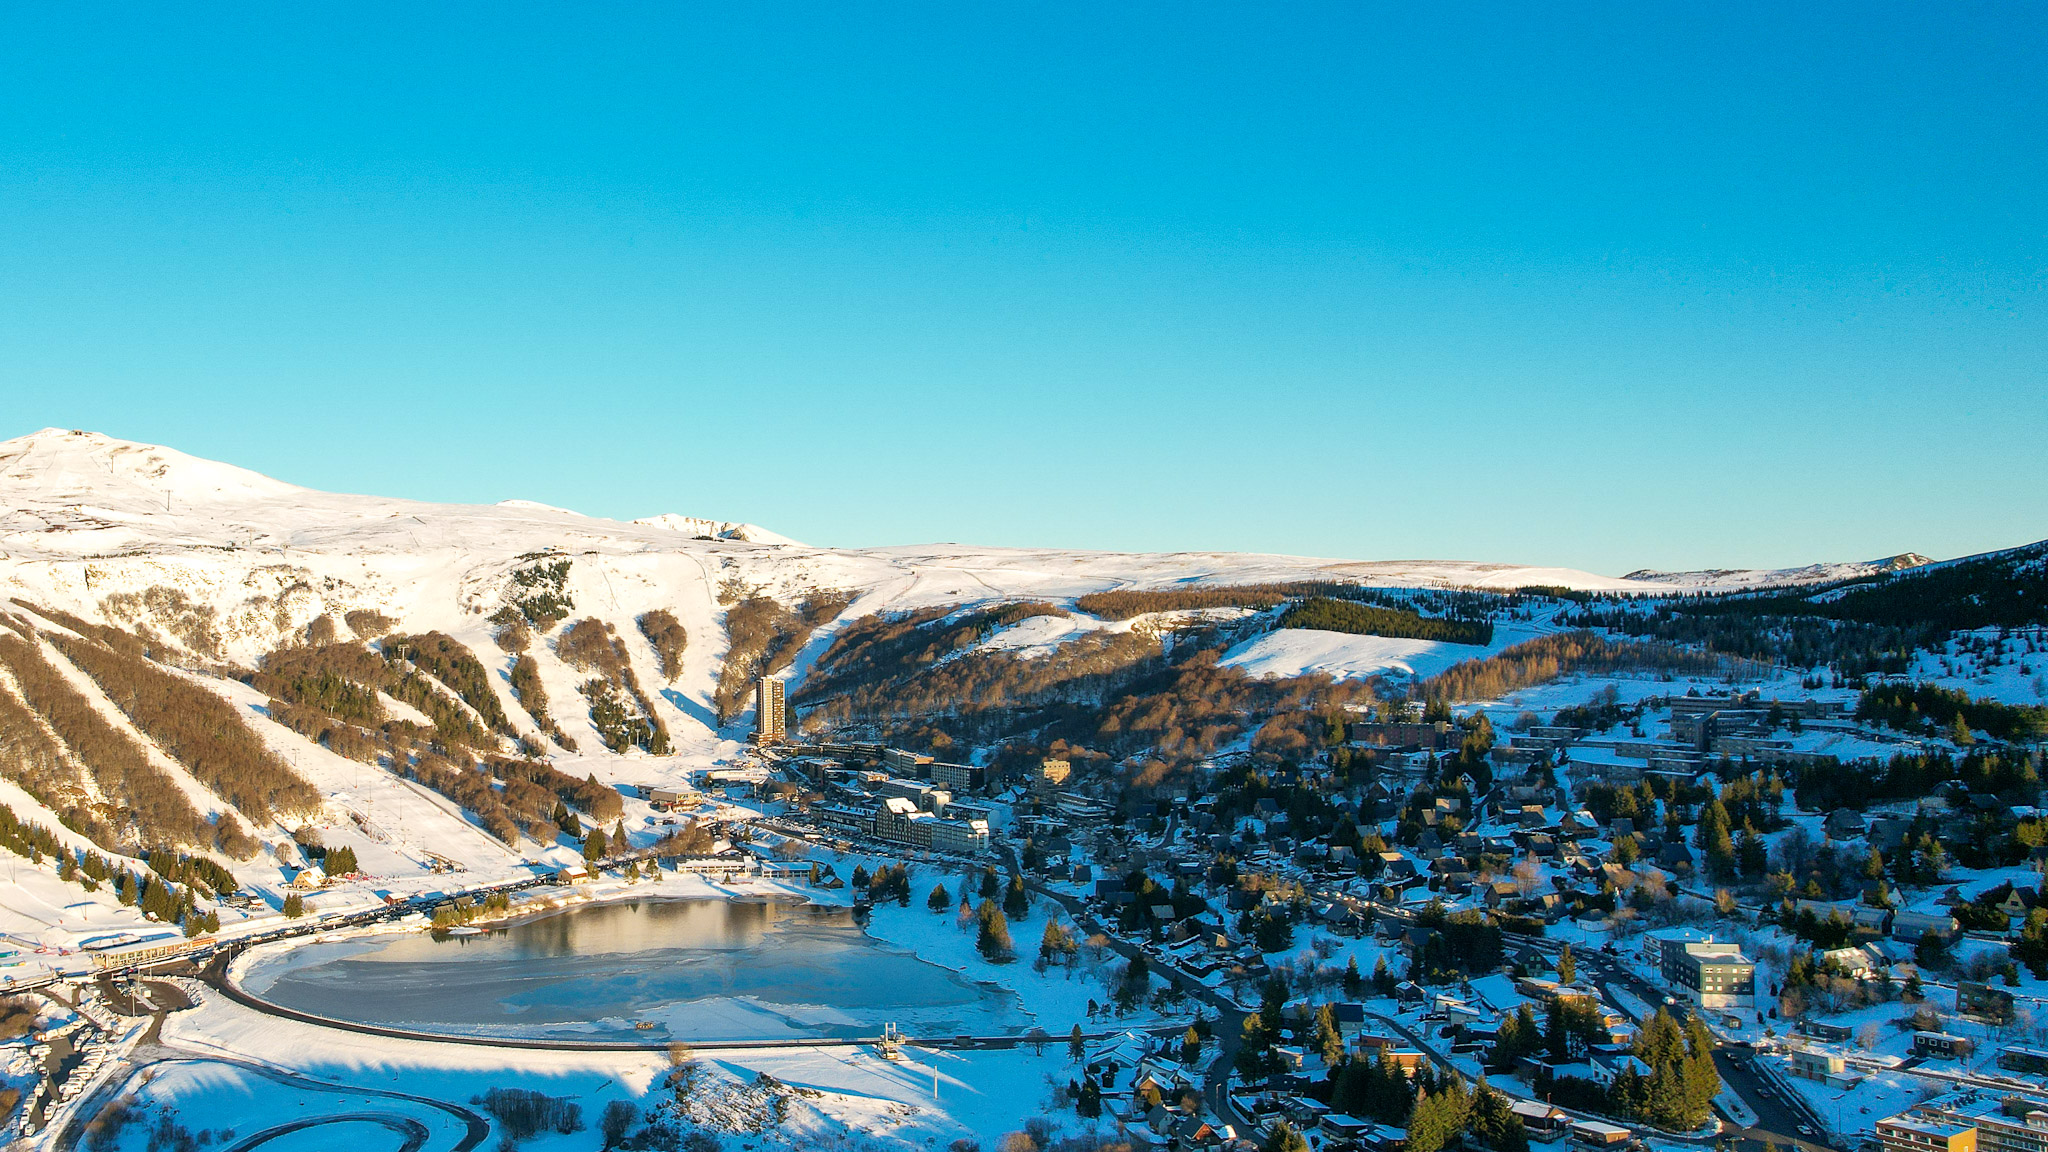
[1793, 898, 1889, 934]
[1868, 816, 1913, 852]
[1891, 909, 1958, 941]
[1821, 946, 1877, 977]
[1825, 808, 1867, 840]
[1510, 1100, 1569, 1142]
[1913, 1032, 1976, 1060]
[1377, 852, 1419, 881]
[1994, 885, 2044, 922]
[1331, 1002, 1369, 1041]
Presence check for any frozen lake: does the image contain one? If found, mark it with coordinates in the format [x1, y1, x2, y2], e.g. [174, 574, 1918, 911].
[242, 897, 1028, 1042]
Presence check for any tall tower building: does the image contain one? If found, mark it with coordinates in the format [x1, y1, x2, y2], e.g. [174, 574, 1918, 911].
[755, 676, 787, 742]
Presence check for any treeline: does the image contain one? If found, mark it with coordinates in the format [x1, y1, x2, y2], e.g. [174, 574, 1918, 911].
[1278, 597, 1493, 645]
[804, 610, 1380, 772]
[256, 639, 501, 753]
[797, 601, 1067, 704]
[1327, 1057, 1528, 1152]
[558, 618, 671, 754]
[0, 802, 99, 891]
[1074, 582, 1515, 623]
[1102, 649, 1373, 768]
[1857, 682, 2048, 743]
[388, 633, 515, 738]
[637, 609, 688, 681]
[50, 629, 319, 822]
[396, 750, 619, 846]
[0, 803, 221, 934]
[253, 641, 389, 726]
[1556, 541, 2047, 674]
[0, 629, 214, 849]
[0, 640, 133, 851]
[1819, 544, 2045, 630]
[712, 592, 851, 723]
[474, 1087, 583, 1141]
[814, 629, 1161, 732]
[1423, 632, 1744, 704]
[507, 654, 575, 751]
[1410, 901, 1505, 979]
[142, 845, 238, 895]
[503, 556, 575, 629]
[1569, 606, 1924, 678]
[1789, 747, 2043, 813]
[1075, 584, 1322, 620]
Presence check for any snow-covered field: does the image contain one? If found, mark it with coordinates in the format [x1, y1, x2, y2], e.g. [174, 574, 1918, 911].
[111, 971, 1097, 1151]
[1220, 620, 1552, 684]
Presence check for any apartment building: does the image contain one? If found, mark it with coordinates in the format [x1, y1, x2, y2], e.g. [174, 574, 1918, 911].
[1879, 1091, 2048, 1152]
[755, 676, 787, 742]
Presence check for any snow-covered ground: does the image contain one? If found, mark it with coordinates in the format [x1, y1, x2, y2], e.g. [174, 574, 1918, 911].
[113, 956, 1102, 1151]
[1220, 620, 1552, 684]
[1901, 626, 2048, 706]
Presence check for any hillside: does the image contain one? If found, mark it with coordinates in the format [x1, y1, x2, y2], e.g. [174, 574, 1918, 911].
[0, 427, 2034, 919]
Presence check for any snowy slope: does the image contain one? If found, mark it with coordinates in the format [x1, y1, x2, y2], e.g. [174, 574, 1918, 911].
[0, 427, 1947, 749]
[1621, 552, 1933, 591]
[1219, 621, 1552, 684]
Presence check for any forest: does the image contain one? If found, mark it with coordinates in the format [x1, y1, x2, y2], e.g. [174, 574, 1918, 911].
[0, 625, 213, 850]
[1422, 631, 1744, 704]
[1564, 540, 2047, 673]
[52, 624, 321, 824]
[712, 592, 852, 723]
[1278, 597, 1493, 645]
[558, 617, 672, 754]
[638, 609, 688, 681]
[1855, 681, 2048, 743]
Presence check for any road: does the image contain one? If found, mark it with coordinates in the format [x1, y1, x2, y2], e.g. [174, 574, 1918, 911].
[56, 1054, 491, 1152]
[1714, 1050, 1840, 1152]
[998, 844, 1253, 1130]
[222, 1113, 432, 1152]
[1548, 941, 1839, 1150]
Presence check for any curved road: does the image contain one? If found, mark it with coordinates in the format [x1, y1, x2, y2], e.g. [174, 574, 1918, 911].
[223, 1113, 431, 1152]
[58, 1056, 490, 1152]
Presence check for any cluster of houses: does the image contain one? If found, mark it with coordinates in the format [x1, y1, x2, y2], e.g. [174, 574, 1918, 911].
[772, 743, 995, 855]
[1080, 1017, 1613, 1152]
[1350, 692, 1848, 787]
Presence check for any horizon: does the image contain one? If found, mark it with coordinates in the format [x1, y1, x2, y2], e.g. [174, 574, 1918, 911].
[4, 423, 2022, 576]
[3, 5, 2043, 571]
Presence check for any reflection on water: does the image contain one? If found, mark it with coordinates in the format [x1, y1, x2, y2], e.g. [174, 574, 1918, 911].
[248, 898, 1026, 1041]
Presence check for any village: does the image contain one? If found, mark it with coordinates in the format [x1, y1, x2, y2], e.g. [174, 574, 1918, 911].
[757, 672, 2048, 1152]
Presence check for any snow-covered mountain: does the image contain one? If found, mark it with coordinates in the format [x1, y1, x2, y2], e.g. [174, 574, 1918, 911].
[1622, 552, 1933, 591]
[0, 427, 1932, 679]
[0, 427, 2014, 936]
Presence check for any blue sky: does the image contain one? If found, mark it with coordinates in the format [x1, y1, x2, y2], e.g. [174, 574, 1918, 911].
[2, 4, 2042, 573]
